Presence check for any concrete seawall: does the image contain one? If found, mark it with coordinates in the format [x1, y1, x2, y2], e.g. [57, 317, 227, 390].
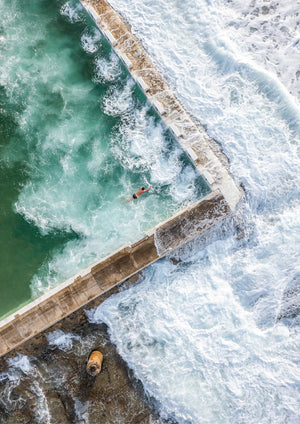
[0, 0, 242, 357]
[0, 191, 231, 357]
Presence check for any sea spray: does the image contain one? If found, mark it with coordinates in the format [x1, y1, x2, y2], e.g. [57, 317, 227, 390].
[46, 329, 81, 351]
[1, 355, 52, 424]
[0, 0, 299, 421]
[86, 0, 300, 422]
[89, 233, 300, 423]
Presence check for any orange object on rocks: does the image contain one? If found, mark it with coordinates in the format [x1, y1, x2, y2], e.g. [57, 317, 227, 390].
[86, 350, 103, 376]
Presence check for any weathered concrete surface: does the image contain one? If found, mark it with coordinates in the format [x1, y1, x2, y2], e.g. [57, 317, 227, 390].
[0, 190, 232, 357]
[91, 234, 159, 286]
[155, 191, 230, 255]
[80, 0, 242, 212]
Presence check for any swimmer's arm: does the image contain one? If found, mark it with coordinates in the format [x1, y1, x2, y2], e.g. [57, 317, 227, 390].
[144, 185, 152, 193]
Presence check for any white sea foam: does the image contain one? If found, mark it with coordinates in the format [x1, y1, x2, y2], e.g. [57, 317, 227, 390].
[93, 52, 122, 83]
[87, 0, 300, 422]
[2, 355, 53, 424]
[46, 329, 81, 350]
[107, 0, 300, 102]
[21, 95, 196, 297]
[102, 78, 134, 116]
[1, 0, 207, 299]
[7, 355, 33, 380]
[6, 354, 33, 375]
[74, 399, 90, 424]
[13, 80, 196, 297]
[219, 0, 300, 100]
[81, 28, 102, 54]
[61, 0, 84, 23]
[111, 106, 199, 200]
[2, 0, 299, 421]
[90, 237, 300, 423]
[31, 381, 51, 424]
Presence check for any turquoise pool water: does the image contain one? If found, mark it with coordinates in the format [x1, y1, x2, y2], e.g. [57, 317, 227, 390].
[0, 0, 209, 317]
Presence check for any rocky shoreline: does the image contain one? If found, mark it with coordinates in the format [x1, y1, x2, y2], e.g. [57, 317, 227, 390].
[0, 277, 173, 424]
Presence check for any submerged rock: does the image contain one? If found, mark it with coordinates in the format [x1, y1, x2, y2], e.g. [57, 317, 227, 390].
[46, 396, 69, 424]
[277, 273, 300, 323]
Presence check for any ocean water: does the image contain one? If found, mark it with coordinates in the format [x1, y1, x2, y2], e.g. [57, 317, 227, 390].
[0, 0, 208, 316]
[86, 0, 300, 423]
[1, 0, 300, 423]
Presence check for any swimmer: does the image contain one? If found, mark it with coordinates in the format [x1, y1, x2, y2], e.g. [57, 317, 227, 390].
[121, 185, 152, 203]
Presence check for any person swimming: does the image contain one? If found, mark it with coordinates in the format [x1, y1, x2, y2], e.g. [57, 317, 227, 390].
[121, 185, 152, 203]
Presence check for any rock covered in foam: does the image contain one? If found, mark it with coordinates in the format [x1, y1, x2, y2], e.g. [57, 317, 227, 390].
[277, 273, 300, 323]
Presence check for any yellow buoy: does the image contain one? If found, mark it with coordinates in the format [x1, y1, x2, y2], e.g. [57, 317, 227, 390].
[86, 350, 103, 376]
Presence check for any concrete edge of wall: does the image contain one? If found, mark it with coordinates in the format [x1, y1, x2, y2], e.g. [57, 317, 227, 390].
[0, 190, 232, 357]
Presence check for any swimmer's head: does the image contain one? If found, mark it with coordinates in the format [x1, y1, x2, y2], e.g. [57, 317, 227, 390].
[142, 187, 145, 190]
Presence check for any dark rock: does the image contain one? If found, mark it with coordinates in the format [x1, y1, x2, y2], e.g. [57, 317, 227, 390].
[0, 287, 165, 423]
[277, 273, 300, 322]
[47, 396, 69, 424]
[261, 6, 269, 14]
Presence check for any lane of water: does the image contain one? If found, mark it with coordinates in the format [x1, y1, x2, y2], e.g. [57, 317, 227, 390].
[87, 0, 300, 422]
[0, 0, 209, 316]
